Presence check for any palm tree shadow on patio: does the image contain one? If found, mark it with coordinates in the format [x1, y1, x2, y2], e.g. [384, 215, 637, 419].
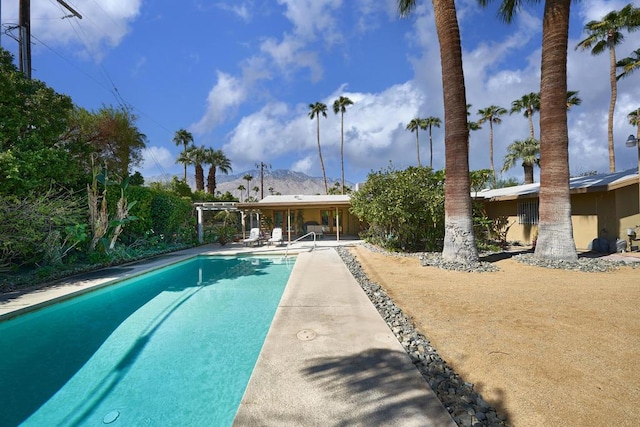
[299, 348, 459, 426]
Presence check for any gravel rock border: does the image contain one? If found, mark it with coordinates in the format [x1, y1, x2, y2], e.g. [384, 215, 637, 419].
[336, 246, 508, 427]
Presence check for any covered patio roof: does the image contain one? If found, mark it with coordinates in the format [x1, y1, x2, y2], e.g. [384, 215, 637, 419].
[237, 194, 351, 209]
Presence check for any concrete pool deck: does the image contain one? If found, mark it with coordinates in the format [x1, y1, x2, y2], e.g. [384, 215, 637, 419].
[0, 240, 454, 426]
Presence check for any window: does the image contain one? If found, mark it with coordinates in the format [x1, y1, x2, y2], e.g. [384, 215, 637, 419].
[518, 200, 539, 225]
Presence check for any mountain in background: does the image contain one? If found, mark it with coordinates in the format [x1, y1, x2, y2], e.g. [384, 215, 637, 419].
[217, 169, 356, 197]
[147, 169, 356, 197]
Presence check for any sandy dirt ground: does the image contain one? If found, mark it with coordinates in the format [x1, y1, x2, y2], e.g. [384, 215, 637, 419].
[350, 245, 640, 427]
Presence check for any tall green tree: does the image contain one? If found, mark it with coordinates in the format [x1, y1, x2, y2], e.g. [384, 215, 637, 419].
[406, 118, 427, 167]
[308, 102, 329, 194]
[205, 148, 232, 196]
[424, 116, 441, 169]
[93, 106, 147, 180]
[0, 48, 75, 195]
[616, 48, 640, 80]
[502, 138, 540, 184]
[482, 0, 577, 261]
[399, 0, 478, 263]
[576, 3, 640, 172]
[333, 96, 354, 194]
[477, 105, 507, 181]
[173, 128, 194, 182]
[510, 92, 540, 139]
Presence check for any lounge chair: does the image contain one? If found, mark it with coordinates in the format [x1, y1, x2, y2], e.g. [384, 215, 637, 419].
[243, 228, 261, 246]
[267, 227, 283, 246]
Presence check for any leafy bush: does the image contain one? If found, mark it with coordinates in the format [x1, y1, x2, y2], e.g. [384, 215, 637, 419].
[350, 166, 445, 252]
[0, 190, 86, 269]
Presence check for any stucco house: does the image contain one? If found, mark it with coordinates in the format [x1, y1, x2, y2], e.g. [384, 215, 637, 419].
[473, 168, 640, 250]
[237, 195, 361, 242]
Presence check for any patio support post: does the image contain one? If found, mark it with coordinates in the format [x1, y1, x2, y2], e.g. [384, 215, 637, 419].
[241, 211, 246, 239]
[287, 208, 291, 243]
[336, 207, 340, 241]
[197, 206, 204, 243]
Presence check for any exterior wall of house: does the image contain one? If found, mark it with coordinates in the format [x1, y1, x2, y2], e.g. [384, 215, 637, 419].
[481, 180, 640, 250]
[615, 183, 640, 243]
[257, 206, 359, 238]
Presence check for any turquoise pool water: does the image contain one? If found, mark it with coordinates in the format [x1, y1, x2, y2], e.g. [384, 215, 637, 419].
[0, 256, 293, 426]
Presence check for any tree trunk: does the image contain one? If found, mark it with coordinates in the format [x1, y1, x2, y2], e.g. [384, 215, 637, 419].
[489, 121, 495, 181]
[195, 164, 204, 191]
[607, 39, 617, 172]
[429, 127, 434, 169]
[434, 0, 478, 263]
[317, 116, 329, 194]
[528, 107, 535, 139]
[523, 162, 534, 184]
[535, 0, 577, 261]
[341, 111, 345, 194]
[207, 167, 217, 195]
[416, 127, 421, 167]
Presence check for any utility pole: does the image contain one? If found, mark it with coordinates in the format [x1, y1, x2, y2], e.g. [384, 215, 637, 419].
[17, 0, 82, 79]
[256, 162, 271, 200]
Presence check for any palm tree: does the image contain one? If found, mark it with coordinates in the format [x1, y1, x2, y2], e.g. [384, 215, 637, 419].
[237, 185, 245, 202]
[406, 118, 427, 167]
[628, 108, 640, 140]
[173, 128, 194, 182]
[424, 116, 441, 169]
[308, 102, 329, 194]
[243, 173, 253, 201]
[204, 148, 232, 196]
[616, 48, 640, 80]
[333, 96, 354, 194]
[175, 150, 194, 186]
[566, 90, 582, 110]
[189, 146, 207, 191]
[502, 138, 540, 184]
[477, 105, 507, 181]
[399, 0, 478, 263]
[510, 92, 540, 139]
[576, 3, 640, 172]
[483, 0, 578, 261]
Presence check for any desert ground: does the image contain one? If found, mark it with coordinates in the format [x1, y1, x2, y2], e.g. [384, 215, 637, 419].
[349, 245, 640, 427]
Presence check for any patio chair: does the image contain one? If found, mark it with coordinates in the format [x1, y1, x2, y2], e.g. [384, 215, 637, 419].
[243, 228, 261, 246]
[267, 227, 283, 246]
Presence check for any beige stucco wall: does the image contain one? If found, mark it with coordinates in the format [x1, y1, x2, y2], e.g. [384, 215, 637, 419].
[258, 207, 359, 236]
[481, 184, 639, 250]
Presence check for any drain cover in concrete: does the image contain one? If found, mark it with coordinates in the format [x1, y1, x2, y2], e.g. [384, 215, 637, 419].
[296, 329, 317, 341]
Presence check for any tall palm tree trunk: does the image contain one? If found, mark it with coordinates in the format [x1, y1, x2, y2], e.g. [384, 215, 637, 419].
[435, 0, 477, 263]
[489, 121, 495, 179]
[340, 111, 345, 194]
[207, 167, 217, 195]
[429, 127, 434, 169]
[316, 116, 329, 194]
[195, 164, 204, 191]
[415, 128, 421, 167]
[535, 0, 577, 261]
[527, 108, 535, 139]
[608, 42, 617, 172]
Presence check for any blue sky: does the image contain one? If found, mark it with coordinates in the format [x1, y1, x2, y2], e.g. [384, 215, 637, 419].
[1, 0, 640, 185]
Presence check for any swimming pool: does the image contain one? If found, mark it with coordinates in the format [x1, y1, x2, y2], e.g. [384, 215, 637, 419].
[0, 255, 293, 426]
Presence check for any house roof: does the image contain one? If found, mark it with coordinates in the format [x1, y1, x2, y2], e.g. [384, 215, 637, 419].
[237, 194, 351, 209]
[474, 168, 639, 201]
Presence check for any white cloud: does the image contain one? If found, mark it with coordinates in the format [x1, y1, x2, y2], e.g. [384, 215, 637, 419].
[291, 156, 314, 174]
[140, 145, 175, 177]
[2, 0, 142, 59]
[191, 71, 248, 134]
